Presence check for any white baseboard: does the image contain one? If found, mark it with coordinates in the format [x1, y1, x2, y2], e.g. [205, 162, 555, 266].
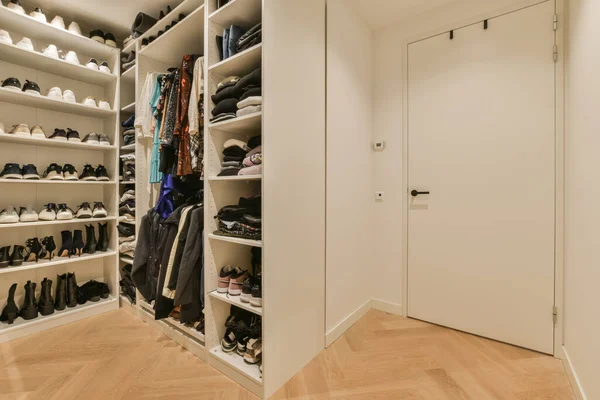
[562, 346, 587, 400]
[325, 299, 371, 347]
[371, 298, 403, 316]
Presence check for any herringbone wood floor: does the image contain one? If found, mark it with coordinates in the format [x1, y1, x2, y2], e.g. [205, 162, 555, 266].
[0, 309, 574, 400]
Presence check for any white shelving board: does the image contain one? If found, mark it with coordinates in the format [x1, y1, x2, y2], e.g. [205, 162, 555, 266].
[210, 346, 262, 384]
[209, 43, 262, 75]
[0, 133, 117, 150]
[121, 102, 136, 113]
[121, 65, 136, 83]
[208, 0, 262, 29]
[0, 216, 117, 229]
[207, 233, 262, 247]
[208, 175, 261, 181]
[209, 291, 262, 316]
[120, 144, 135, 151]
[0, 179, 117, 185]
[208, 112, 262, 134]
[0, 251, 116, 275]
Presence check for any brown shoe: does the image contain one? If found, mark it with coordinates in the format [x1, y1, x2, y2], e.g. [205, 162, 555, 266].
[218, 265, 234, 293]
[228, 267, 248, 296]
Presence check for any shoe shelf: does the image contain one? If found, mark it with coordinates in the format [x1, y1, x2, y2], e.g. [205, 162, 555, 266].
[0, 42, 117, 85]
[136, 0, 205, 46]
[208, 290, 262, 316]
[207, 175, 261, 181]
[120, 180, 136, 185]
[0, 296, 117, 343]
[122, 39, 137, 55]
[208, 112, 262, 134]
[209, 43, 261, 75]
[0, 133, 117, 151]
[0, 7, 117, 60]
[0, 87, 116, 118]
[207, 233, 262, 247]
[121, 65, 135, 84]
[0, 250, 116, 275]
[121, 102, 136, 114]
[0, 179, 117, 185]
[120, 144, 135, 151]
[208, 0, 262, 29]
[0, 216, 117, 229]
[119, 256, 133, 265]
[210, 346, 262, 385]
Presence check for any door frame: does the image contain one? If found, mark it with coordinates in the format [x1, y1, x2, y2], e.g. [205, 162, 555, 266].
[399, 0, 565, 358]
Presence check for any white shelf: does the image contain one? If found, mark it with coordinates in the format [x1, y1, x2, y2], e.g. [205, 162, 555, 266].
[121, 65, 136, 83]
[0, 251, 116, 275]
[121, 102, 135, 113]
[0, 42, 117, 85]
[139, 5, 205, 66]
[0, 132, 116, 150]
[0, 7, 117, 60]
[0, 179, 116, 185]
[209, 0, 262, 29]
[0, 87, 116, 118]
[208, 233, 262, 247]
[0, 216, 116, 229]
[119, 256, 133, 265]
[120, 181, 136, 184]
[209, 291, 262, 316]
[209, 44, 262, 77]
[120, 144, 135, 151]
[208, 174, 261, 181]
[122, 39, 137, 54]
[210, 346, 262, 385]
[209, 112, 262, 134]
[137, 0, 205, 43]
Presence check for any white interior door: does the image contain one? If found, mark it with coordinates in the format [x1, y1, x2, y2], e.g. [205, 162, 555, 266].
[407, 1, 555, 354]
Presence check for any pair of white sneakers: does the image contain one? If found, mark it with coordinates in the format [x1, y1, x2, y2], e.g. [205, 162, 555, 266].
[42, 47, 79, 65]
[6, 1, 82, 36]
[0, 34, 36, 52]
[47, 87, 76, 103]
[0, 123, 45, 138]
[0, 206, 38, 223]
[82, 97, 111, 110]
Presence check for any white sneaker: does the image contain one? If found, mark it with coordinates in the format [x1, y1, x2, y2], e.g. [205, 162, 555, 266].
[29, 7, 46, 23]
[19, 206, 38, 222]
[0, 206, 19, 224]
[83, 96, 97, 107]
[30, 125, 46, 139]
[99, 61, 111, 74]
[86, 58, 99, 70]
[68, 21, 82, 36]
[43, 44, 59, 59]
[50, 16, 66, 30]
[65, 51, 80, 65]
[92, 202, 108, 218]
[47, 86, 62, 99]
[75, 202, 92, 219]
[56, 204, 74, 220]
[9, 124, 30, 137]
[6, 1, 25, 15]
[16, 37, 34, 52]
[38, 204, 57, 221]
[0, 30, 12, 45]
[98, 100, 111, 110]
[63, 89, 76, 103]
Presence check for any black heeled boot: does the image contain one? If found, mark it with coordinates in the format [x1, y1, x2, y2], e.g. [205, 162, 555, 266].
[38, 278, 54, 316]
[19, 281, 38, 320]
[24, 238, 43, 263]
[55, 274, 67, 311]
[83, 224, 97, 254]
[66, 272, 78, 308]
[9, 245, 24, 266]
[0, 283, 19, 324]
[58, 230, 73, 258]
[0, 246, 10, 268]
[42, 236, 56, 261]
[98, 223, 109, 252]
[72, 230, 84, 257]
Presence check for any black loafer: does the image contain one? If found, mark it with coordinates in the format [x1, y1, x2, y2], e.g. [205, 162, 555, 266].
[1, 77, 21, 91]
[104, 32, 116, 47]
[22, 80, 41, 95]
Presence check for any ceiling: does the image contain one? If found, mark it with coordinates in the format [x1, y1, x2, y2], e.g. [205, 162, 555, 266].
[348, 0, 459, 30]
[19, 0, 179, 40]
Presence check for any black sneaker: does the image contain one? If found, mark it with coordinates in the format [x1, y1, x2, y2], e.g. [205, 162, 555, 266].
[63, 164, 78, 180]
[89, 29, 104, 43]
[240, 276, 254, 303]
[104, 33, 116, 47]
[22, 80, 41, 96]
[1, 77, 21, 91]
[21, 164, 40, 180]
[250, 273, 262, 307]
[95, 165, 110, 181]
[0, 163, 22, 179]
[82, 132, 100, 144]
[66, 128, 80, 142]
[79, 164, 97, 181]
[42, 163, 63, 180]
[48, 128, 67, 141]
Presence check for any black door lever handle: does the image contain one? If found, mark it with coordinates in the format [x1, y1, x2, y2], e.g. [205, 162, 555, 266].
[411, 190, 430, 197]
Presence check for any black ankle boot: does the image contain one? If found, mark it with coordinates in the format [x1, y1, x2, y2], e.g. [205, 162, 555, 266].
[98, 223, 109, 252]
[55, 274, 67, 311]
[24, 238, 43, 263]
[66, 272, 78, 307]
[42, 236, 56, 261]
[38, 278, 54, 316]
[0, 246, 10, 268]
[0, 283, 19, 324]
[58, 230, 73, 258]
[9, 245, 24, 266]
[83, 224, 97, 254]
[19, 281, 38, 320]
[72, 230, 84, 257]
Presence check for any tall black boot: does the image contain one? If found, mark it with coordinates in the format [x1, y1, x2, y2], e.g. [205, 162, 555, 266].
[0, 283, 19, 324]
[0, 246, 10, 268]
[66, 272, 78, 308]
[72, 230, 84, 257]
[19, 281, 38, 320]
[38, 278, 54, 316]
[42, 236, 56, 261]
[55, 274, 67, 311]
[83, 224, 97, 254]
[98, 223, 109, 252]
[58, 230, 73, 258]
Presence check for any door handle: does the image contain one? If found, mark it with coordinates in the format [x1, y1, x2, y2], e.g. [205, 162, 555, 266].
[411, 190, 430, 197]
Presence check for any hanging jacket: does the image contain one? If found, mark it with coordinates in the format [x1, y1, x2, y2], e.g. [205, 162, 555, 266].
[131, 210, 165, 302]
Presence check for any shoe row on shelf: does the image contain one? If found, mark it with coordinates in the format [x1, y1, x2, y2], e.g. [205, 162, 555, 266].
[0, 123, 112, 145]
[0, 163, 111, 181]
[0, 202, 108, 224]
[222, 307, 262, 367]
[218, 265, 262, 307]
[0, 274, 110, 325]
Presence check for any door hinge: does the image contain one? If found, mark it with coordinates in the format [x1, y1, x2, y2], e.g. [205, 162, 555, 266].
[553, 14, 558, 31]
[553, 306, 558, 324]
[553, 45, 558, 62]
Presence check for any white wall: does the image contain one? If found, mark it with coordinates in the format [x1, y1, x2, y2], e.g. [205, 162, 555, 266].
[563, 0, 600, 398]
[326, 1, 374, 339]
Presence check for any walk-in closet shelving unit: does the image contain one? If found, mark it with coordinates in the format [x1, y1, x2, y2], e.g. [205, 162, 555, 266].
[0, 6, 121, 342]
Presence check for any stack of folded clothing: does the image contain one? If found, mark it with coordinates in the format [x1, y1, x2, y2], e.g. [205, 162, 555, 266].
[217, 23, 262, 62]
[218, 135, 261, 177]
[119, 188, 136, 224]
[214, 196, 261, 240]
[122, 114, 135, 146]
[118, 223, 135, 258]
[122, 51, 136, 71]
[237, 23, 261, 53]
[209, 68, 261, 124]
[120, 154, 135, 182]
